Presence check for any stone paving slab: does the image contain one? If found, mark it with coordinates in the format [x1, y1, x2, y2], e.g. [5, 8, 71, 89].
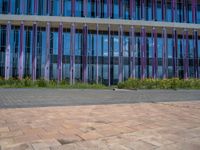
[0, 101, 200, 150]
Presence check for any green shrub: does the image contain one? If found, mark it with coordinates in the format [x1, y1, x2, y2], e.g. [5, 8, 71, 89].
[118, 78, 200, 89]
[35, 79, 48, 87]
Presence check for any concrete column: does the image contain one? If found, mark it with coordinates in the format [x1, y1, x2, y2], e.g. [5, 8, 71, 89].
[70, 23, 75, 85]
[57, 23, 63, 82]
[193, 30, 199, 78]
[82, 24, 88, 83]
[18, 22, 24, 80]
[32, 23, 37, 81]
[118, 25, 123, 82]
[162, 28, 168, 79]
[152, 27, 158, 79]
[172, 28, 178, 78]
[183, 29, 189, 80]
[96, 24, 99, 84]
[71, 0, 75, 17]
[141, 27, 146, 79]
[108, 25, 111, 86]
[45, 22, 50, 81]
[5, 22, 11, 80]
[130, 26, 135, 78]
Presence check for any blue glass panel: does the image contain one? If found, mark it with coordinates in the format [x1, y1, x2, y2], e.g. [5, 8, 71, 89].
[166, 2, 172, 22]
[64, 0, 71, 16]
[51, 0, 59, 16]
[113, 0, 119, 19]
[24, 0, 34, 15]
[75, 0, 83, 17]
[157, 2, 162, 21]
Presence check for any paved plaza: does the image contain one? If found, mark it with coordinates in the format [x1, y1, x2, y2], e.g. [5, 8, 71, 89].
[0, 89, 200, 150]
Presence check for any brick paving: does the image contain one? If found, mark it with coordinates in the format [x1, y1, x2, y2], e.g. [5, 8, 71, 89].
[0, 101, 200, 150]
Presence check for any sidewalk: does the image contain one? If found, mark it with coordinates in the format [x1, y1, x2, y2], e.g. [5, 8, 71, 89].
[0, 101, 200, 150]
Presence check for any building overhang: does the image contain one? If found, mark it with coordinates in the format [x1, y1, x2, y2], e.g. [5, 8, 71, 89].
[0, 14, 199, 34]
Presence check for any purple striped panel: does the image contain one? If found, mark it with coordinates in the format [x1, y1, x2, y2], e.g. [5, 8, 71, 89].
[183, 0, 187, 22]
[161, 0, 166, 21]
[119, 0, 122, 19]
[152, 0, 156, 20]
[142, 0, 145, 19]
[193, 30, 199, 78]
[96, 0, 100, 17]
[46, 0, 51, 15]
[130, 26, 135, 78]
[183, 29, 189, 79]
[118, 25, 123, 82]
[45, 22, 50, 81]
[108, 25, 111, 86]
[5, 22, 11, 80]
[70, 23, 75, 85]
[18, 22, 24, 80]
[83, 25, 88, 83]
[71, 0, 75, 17]
[141, 27, 146, 79]
[60, 0, 64, 16]
[57, 23, 63, 82]
[129, 0, 133, 19]
[172, 29, 178, 78]
[172, 0, 176, 22]
[162, 28, 167, 79]
[20, 0, 24, 14]
[32, 23, 37, 80]
[152, 27, 158, 79]
[192, 0, 197, 23]
[96, 24, 99, 84]
[34, 0, 38, 15]
[83, 0, 88, 17]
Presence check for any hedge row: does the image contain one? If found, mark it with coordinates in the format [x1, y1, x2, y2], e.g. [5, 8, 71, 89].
[118, 78, 200, 89]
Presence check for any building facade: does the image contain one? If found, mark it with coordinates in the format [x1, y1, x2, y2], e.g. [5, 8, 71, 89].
[0, 0, 200, 85]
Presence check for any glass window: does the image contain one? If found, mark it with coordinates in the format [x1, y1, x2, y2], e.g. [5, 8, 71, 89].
[166, 2, 172, 22]
[76, 0, 83, 17]
[24, 0, 34, 15]
[50, 0, 59, 16]
[113, 0, 119, 19]
[64, 0, 71, 16]
[146, 0, 152, 21]
[157, 1, 162, 21]
[38, 0, 45, 15]
[0, 0, 9, 14]
[123, 0, 129, 19]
